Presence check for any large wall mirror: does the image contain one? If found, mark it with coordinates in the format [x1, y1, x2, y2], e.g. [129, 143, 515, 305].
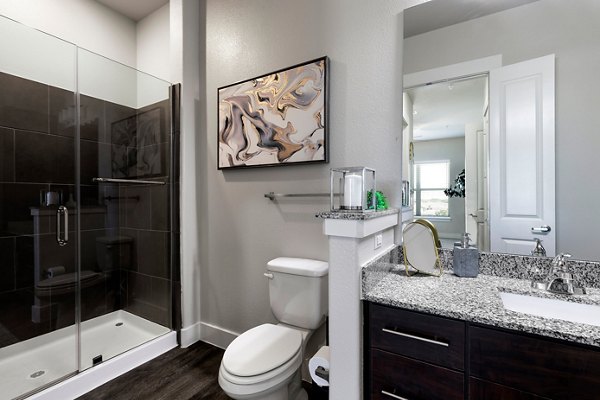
[402, 0, 600, 261]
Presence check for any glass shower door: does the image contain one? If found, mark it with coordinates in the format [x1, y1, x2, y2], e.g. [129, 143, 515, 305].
[0, 15, 175, 399]
[77, 49, 173, 371]
[0, 16, 79, 399]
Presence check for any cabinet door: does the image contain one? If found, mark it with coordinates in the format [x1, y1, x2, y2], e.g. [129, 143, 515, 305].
[470, 378, 551, 400]
[371, 349, 464, 400]
[369, 303, 465, 370]
[470, 326, 600, 399]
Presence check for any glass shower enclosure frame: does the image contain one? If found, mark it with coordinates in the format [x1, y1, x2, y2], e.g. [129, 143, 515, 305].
[0, 16, 177, 399]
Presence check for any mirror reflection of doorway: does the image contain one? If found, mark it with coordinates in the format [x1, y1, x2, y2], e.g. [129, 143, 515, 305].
[403, 75, 488, 250]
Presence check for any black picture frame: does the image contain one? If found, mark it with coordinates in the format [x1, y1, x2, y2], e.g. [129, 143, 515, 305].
[217, 56, 329, 170]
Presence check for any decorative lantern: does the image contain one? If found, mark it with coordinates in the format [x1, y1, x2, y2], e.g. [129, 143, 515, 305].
[330, 167, 376, 212]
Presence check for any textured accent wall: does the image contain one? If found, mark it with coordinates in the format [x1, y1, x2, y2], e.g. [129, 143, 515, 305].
[197, 0, 421, 341]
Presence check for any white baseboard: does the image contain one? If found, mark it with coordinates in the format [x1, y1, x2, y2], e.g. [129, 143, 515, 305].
[180, 321, 239, 350]
[180, 321, 202, 348]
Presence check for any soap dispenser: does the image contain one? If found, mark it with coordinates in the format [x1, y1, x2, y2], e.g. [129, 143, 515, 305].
[531, 238, 546, 257]
[453, 233, 479, 278]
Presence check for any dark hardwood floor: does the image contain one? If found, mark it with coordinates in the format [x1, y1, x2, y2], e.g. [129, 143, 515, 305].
[77, 340, 328, 400]
[78, 340, 230, 400]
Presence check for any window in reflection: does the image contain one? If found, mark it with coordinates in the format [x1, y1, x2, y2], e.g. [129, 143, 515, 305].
[414, 161, 449, 217]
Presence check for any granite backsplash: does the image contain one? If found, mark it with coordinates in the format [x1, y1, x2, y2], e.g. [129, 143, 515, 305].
[376, 246, 600, 289]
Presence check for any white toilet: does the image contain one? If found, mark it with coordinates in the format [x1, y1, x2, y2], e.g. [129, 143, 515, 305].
[218, 257, 329, 400]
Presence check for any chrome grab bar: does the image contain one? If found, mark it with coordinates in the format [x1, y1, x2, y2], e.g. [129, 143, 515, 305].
[381, 390, 409, 400]
[56, 206, 68, 246]
[381, 328, 449, 347]
[93, 177, 166, 185]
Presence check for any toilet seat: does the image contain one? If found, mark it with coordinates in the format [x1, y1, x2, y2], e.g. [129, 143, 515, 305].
[219, 324, 304, 397]
[223, 323, 302, 377]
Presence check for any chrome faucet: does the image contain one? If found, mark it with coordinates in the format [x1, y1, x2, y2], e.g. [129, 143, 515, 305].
[541, 253, 586, 295]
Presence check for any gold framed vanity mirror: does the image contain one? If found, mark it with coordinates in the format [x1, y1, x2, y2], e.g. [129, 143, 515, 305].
[402, 220, 443, 277]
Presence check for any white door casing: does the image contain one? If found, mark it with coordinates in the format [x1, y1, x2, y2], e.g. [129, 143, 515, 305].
[465, 123, 481, 244]
[479, 113, 490, 251]
[489, 54, 555, 256]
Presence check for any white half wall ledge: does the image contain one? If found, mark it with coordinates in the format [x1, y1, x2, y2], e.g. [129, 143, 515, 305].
[324, 212, 399, 400]
[322, 213, 399, 238]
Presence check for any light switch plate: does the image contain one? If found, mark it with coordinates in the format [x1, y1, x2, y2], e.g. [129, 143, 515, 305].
[374, 233, 383, 249]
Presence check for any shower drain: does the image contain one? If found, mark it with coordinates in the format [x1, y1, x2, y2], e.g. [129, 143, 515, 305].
[30, 370, 45, 379]
[115, 322, 123, 327]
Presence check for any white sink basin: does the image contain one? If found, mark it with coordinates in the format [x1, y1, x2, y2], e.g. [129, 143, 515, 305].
[499, 291, 600, 327]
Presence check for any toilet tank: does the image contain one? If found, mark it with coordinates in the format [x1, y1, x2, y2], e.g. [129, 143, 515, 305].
[267, 257, 328, 330]
[95, 236, 133, 271]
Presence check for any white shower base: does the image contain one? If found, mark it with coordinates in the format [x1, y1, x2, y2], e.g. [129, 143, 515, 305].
[0, 310, 175, 400]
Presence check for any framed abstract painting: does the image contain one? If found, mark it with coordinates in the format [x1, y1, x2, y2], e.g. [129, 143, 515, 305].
[217, 57, 328, 169]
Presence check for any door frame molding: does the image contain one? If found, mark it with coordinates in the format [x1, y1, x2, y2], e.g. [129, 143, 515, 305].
[404, 55, 502, 89]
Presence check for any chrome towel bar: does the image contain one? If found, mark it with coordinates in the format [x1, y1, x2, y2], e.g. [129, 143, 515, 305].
[264, 192, 338, 200]
[93, 178, 166, 185]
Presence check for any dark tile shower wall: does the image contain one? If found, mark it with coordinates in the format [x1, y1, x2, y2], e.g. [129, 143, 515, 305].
[0, 71, 178, 347]
[113, 99, 173, 328]
[81, 95, 174, 327]
[0, 71, 78, 345]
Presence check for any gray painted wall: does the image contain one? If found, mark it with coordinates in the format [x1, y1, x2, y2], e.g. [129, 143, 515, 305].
[413, 137, 466, 239]
[404, 0, 600, 261]
[200, 0, 419, 336]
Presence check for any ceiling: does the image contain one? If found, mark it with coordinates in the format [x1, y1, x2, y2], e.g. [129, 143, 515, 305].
[406, 76, 486, 142]
[404, 0, 540, 38]
[95, 0, 168, 21]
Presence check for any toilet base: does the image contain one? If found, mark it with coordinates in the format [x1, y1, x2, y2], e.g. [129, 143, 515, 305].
[257, 386, 306, 400]
[220, 369, 306, 400]
[287, 370, 307, 400]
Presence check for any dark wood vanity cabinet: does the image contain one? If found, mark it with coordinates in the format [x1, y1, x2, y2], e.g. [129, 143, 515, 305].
[470, 326, 600, 400]
[364, 301, 600, 400]
[469, 378, 551, 400]
[365, 302, 465, 400]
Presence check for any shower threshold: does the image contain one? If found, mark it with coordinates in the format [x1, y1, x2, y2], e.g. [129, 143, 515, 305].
[0, 310, 176, 400]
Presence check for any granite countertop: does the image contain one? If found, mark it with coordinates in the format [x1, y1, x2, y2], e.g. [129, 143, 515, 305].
[316, 208, 398, 220]
[362, 261, 600, 348]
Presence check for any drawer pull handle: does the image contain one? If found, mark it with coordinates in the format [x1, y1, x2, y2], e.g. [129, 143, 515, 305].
[381, 390, 409, 400]
[381, 328, 449, 347]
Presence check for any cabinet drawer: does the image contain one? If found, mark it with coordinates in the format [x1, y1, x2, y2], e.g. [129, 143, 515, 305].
[369, 303, 465, 370]
[469, 377, 551, 400]
[471, 326, 600, 400]
[371, 348, 464, 400]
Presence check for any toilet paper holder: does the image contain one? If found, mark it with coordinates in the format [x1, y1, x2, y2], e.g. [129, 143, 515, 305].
[315, 366, 329, 382]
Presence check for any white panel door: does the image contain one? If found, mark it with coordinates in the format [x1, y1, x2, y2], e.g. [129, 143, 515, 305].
[489, 55, 555, 256]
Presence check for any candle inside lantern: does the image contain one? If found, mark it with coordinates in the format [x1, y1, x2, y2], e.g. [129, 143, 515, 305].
[343, 173, 363, 209]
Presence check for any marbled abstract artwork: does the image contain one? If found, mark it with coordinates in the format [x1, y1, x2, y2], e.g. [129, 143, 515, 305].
[218, 57, 327, 169]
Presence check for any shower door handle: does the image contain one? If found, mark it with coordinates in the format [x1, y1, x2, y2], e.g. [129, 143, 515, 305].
[56, 206, 68, 246]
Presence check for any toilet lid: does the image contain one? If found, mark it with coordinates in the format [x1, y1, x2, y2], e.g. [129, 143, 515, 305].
[222, 324, 302, 377]
[35, 271, 103, 297]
